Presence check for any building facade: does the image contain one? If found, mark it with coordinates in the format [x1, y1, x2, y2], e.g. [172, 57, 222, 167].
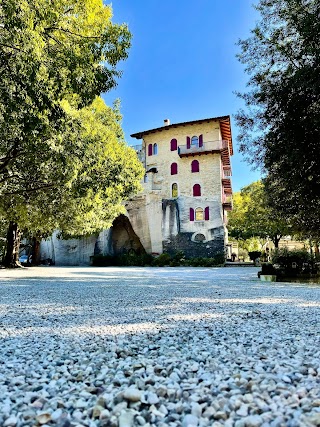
[126, 116, 233, 258]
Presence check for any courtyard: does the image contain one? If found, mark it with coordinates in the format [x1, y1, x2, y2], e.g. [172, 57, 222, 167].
[0, 266, 319, 427]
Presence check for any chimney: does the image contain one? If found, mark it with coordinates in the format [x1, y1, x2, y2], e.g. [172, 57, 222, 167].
[164, 119, 170, 126]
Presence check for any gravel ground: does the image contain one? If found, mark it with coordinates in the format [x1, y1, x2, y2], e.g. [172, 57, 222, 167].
[0, 266, 319, 427]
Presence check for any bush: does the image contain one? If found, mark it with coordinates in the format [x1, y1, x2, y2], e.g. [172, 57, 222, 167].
[213, 252, 226, 266]
[182, 253, 225, 267]
[118, 252, 154, 266]
[152, 253, 171, 267]
[92, 251, 226, 268]
[261, 262, 277, 275]
[91, 253, 153, 267]
[248, 251, 261, 261]
[271, 248, 316, 276]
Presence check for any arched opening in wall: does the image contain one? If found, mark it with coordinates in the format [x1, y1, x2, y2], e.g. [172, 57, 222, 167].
[194, 233, 206, 242]
[191, 136, 198, 147]
[111, 214, 145, 256]
[193, 184, 201, 196]
[171, 162, 178, 175]
[172, 183, 178, 198]
[191, 160, 199, 173]
[195, 207, 204, 221]
[170, 138, 177, 151]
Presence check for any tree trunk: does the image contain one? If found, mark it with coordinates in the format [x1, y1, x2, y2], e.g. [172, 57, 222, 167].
[4, 222, 21, 268]
[309, 237, 313, 256]
[31, 237, 41, 265]
[273, 234, 281, 249]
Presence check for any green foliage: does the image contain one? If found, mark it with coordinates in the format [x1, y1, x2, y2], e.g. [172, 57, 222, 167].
[248, 251, 261, 262]
[0, 0, 131, 196]
[261, 263, 277, 275]
[0, 97, 144, 237]
[228, 181, 292, 247]
[272, 248, 312, 272]
[0, 1, 145, 264]
[269, 248, 319, 277]
[92, 253, 154, 267]
[236, 0, 320, 238]
[152, 253, 172, 267]
[211, 252, 226, 266]
[174, 254, 225, 267]
[91, 252, 226, 268]
[117, 253, 154, 267]
[168, 251, 185, 266]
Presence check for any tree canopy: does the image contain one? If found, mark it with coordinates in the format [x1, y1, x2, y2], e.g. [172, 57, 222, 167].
[0, 1, 144, 266]
[0, 0, 131, 197]
[236, 0, 320, 238]
[0, 98, 144, 237]
[227, 181, 292, 247]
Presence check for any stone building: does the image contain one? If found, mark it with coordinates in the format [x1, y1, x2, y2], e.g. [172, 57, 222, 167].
[126, 116, 233, 258]
[39, 116, 233, 264]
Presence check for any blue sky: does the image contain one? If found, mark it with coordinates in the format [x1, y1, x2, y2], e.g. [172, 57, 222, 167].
[103, 0, 262, 192]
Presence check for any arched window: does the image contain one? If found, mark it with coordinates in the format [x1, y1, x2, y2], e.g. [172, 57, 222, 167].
[193, 184, 201, 197]
[170, 138, 177, 151]
[172, 183, 178, 198]
[195, 207, 204, 221]
[190, 208, 195, 221]
[148, 144, 153, 156]
[194, 233, 206, 242]
[153, 143, 158, 155]
[191, 160, 199, 173]
[171, 162, 178, 175]
[191, 136, 198, 147]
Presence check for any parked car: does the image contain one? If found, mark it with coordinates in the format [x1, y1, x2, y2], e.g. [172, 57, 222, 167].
[19, 255, 31, 265]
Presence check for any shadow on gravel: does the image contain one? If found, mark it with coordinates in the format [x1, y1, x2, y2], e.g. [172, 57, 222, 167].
[0, 267, 320, 340]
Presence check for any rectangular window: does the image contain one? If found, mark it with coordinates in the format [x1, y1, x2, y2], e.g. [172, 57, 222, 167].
[205, 207, 209, 220]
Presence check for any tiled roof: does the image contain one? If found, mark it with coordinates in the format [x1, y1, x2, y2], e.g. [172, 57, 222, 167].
[131, 115, 233, 155]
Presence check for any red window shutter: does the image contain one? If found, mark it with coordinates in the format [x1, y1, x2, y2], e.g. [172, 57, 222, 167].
[199, 134, 203, 147]
[171, 139, 177, 151]
[205, 207, 209, 220]
[148, 144, 153, 156]
[187, 136, 191, 149]
[171, 163, 178, 175]
[191, 160, 199, 173]
[190, 208, 194, 221]
[193, 184, 201, 196]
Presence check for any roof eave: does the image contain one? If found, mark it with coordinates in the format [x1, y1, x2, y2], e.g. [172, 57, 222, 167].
[130, 115, 230, 139]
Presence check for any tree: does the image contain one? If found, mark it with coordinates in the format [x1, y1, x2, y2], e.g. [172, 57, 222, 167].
[228, 181, 292, 248]
[236, 0, 320, 238]
[1, 97, 144, 266]
[0, 0, 131, 195]
[0, 1, 144, 266]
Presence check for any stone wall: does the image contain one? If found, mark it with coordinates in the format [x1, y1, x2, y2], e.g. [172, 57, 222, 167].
[163, 232, 225, 258]
[142, 120, 223, 201]
[40, 231, 98, 266]
[126, 193, 163, 254]
[161, 197, 225, 258]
